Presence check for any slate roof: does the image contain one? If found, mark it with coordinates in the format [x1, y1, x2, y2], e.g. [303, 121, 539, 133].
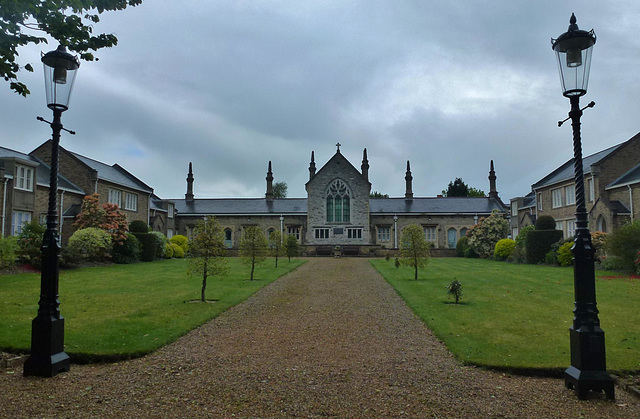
[69, 151, 153, 193]
[173, 198, 308, 216]
[0, 146, 84, 194]
[370, 197, 506, 214]
[532, 143, 623, 190]
[606, 162, 640, 189]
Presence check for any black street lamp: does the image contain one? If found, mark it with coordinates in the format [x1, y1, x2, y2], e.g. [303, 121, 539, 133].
[23, 45, 79, 377]
[552, 14, 614, 400]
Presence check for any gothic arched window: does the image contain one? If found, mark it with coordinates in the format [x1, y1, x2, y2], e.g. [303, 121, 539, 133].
[326, 179, 350, 223]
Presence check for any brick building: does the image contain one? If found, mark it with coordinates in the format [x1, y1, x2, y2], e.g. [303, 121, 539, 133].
[510, 132, 640, 238]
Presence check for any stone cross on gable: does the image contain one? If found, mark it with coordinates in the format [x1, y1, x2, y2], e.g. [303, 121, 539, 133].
[336, 142, 341, 152]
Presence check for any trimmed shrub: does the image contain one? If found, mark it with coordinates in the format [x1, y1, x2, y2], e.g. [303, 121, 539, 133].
[557, 241, 574, 267]
[133, 233, 157, 262]
[535, 215, 556, 231]
[494, 238, 516, 261]
[163, 243, 175, 259]
[508, 245, 526, 263]
[591, 231, 608, 262]
[525, 229, 563, 264]
[67, 227, 112, 261]
[150, 231, 167, 258]
[600, 255, 626, 271]
[112, 233, 141, 264]
[515, 225, 535, 249]
[464, 246, 479, 258]
[17, 220, 45, 267]
[606, 220, 640, 271]
[170, 242, 185, 258]
[456, 236, 470, 257]
[0, 236, 18, 268]
[129, 220, 149, 233]
[169, 235, 189, 253]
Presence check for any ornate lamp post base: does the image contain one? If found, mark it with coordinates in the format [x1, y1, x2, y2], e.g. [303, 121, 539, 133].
[564, 327, 614, 399]
[23, 316, 70, 377]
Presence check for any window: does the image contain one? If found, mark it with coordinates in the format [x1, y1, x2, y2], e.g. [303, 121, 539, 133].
[588, 178, 595, 202]
[552, 188, 563, 208]
[287, 226, 300, 240]
[555, 221, 563, 231]
[168, 203, 175, 218]
[267, 228, 275, 241]
[377, 226, 390, 242]
[567, 220, 576, 238]
[326, 179, 350, 223]
[224, 229, 232, 248]
[109, 188, 122, 208]
[167, 228, 174, 239]
[347, 228, 362, 239]
[537, 193, 543, 211]
[124, 192, 138, 211]
[447, 228, 457, 248]
[424, 226, 436, 242]
[315, 228, 330, 239]
[565, 185, 575, 206]
[12, 211, 31, 236]
[511, 201, 518, 216]
[597, 215, 607, 232]
[512, 227, 519, 239]
[15, 164, 34, 191]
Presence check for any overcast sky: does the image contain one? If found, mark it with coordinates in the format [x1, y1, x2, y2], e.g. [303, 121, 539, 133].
[2, 1, 639, 202]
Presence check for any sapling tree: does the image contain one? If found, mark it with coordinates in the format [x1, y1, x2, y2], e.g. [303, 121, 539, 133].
[74, 193, 128, 244]
[187, 216, 228, 302]
[268, 230, 283, 267]
[446, 279, 463, 304]
[400, 224, 431, 280]
[284, 234, 300, 262]
[240, 226, 268, 280]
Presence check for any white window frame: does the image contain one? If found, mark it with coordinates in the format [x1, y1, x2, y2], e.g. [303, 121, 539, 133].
[12, 211, 32, 236]
[556, 221, 563, 232]
[552, 188, 563, 209]
[588, 178, 595, 202]
[567, 220, 576, 238]
[377, 226, 390, 242]
[537, 193, 543, 211]
[565, 185, 575, 206]
[168, 203, 175, 218]
[167, 228, 175, 239]
[347, 228, 362, 239]
[287, 226, 300, 240]
[511, 201, 518, 217]
[315, 228, 330, 239]
[424, 226, 437, 242]
[124, 192, 138, 211]
[15, 164, 34, 191]
[109, 188, 122, 208]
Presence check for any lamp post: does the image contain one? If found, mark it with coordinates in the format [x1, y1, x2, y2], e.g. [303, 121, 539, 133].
[552, 14, 614, 400]
[23, 45, 79, 377]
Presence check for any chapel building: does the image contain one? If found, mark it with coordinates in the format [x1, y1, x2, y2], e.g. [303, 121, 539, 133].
[172, 145, 507, 256]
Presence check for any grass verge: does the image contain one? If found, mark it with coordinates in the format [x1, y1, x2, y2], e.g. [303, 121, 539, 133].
[0, 258, 305, 362]
[371, 257, 640, 375]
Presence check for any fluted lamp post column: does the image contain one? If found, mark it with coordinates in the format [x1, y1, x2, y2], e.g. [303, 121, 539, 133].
[23, 45, 79, 377]
[552, 14, 614, 400]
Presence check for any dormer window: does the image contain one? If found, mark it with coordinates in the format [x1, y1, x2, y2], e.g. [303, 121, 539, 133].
[15, 164, 34, 191]
[326, 179, 350, 223]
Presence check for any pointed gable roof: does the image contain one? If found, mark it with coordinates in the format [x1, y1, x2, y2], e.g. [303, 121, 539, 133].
[305, 149, 369, 188]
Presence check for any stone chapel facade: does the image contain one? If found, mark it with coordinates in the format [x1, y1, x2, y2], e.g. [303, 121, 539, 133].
[171, 145, 507, 256]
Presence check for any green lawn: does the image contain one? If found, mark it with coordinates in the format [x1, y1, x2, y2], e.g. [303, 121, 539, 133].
[371, 258, 640, 374]
[0, 258, 305, 362]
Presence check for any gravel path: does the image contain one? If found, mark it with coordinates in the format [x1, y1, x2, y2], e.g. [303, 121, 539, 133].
[2, 258, 638, 417]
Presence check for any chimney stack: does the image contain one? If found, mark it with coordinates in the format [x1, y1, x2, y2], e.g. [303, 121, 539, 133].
[185, 162, 194, 201]
[405, 160, 413, 200]
[361, 148, 369, 182]
[266, 161, 274, 200]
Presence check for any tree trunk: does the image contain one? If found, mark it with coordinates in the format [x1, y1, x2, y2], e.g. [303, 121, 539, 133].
[250, 256, 255, 280]
[275, 254, 278, 268]
[201, 260, 207, 302]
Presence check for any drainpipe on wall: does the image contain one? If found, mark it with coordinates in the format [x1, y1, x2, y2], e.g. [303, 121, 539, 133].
[629, 185, 634, 221]
[393, 214, 398, 249]
[2, 178, 8, 237]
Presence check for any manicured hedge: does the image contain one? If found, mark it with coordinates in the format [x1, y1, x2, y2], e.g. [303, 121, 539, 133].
[133, 232, 157, 261]
[525, 230, 563, 264]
